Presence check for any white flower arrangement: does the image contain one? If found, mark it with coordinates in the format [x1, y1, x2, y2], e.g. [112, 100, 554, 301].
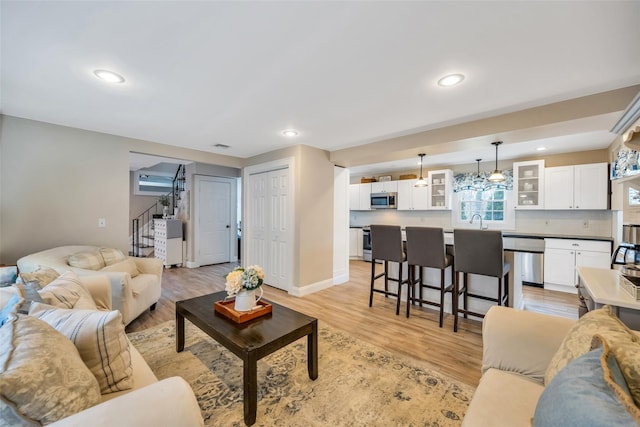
[225, 265, 264, 297]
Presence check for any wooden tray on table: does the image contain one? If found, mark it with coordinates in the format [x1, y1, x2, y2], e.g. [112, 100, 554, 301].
[214, 298, 272, 323]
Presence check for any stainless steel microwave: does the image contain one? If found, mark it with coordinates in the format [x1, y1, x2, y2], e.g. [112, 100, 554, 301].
[370, 192, 397, 209]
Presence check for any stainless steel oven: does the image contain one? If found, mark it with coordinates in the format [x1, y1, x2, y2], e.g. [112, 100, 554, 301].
[362, 227, 372, 262]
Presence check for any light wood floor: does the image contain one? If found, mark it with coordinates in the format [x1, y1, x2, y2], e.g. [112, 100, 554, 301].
[126, 260, 578, 387]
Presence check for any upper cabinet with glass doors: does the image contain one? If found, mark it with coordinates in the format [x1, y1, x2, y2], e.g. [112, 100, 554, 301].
[428, 169, 453, 209]
[513, 160, 545, 209]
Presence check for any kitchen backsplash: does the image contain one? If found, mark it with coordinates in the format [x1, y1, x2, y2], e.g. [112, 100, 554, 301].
[350, 209, 614, 238]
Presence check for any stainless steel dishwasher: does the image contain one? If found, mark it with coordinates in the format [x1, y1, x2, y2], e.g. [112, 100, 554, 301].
[504, 237, 545, 287]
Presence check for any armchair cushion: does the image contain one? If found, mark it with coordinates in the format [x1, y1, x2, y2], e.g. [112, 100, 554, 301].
[29, 303, 133, 394]
[101, 258, 140, 278]
[0, 314, 101, 426]
[545, 305, 639, 385]
[482, 306, 575, 384]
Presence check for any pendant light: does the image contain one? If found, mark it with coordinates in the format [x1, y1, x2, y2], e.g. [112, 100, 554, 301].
[488, 141, 506, 183]
[414, 153, 428, 187]
[475, 159, 482, 177]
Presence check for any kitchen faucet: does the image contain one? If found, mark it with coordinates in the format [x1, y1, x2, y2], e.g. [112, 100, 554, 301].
[470, 213, 487, 230]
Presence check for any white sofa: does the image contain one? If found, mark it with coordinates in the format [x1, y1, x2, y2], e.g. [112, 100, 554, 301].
[17, 245, 162, 325]
[1, 274, 203, 427]
[462, 306, 639, 426]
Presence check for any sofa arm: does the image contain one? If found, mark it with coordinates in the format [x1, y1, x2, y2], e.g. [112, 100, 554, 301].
[131, 257, 163, 277]
[482, 306, 575, 384]
[78, 275, 112, 311]
[48, 377, 203, 427]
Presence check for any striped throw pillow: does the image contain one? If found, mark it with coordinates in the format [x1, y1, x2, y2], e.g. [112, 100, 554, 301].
[29, 303, 133, 394]
[68, 251, 105, 270]
[99, 247, 126, 266]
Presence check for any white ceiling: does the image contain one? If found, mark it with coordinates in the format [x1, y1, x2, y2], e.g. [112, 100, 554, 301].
[2, 1, 640, 175]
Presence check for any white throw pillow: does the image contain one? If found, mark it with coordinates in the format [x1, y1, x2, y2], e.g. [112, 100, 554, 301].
[29, 303, 133, 394]
[37, 270, 97, 310]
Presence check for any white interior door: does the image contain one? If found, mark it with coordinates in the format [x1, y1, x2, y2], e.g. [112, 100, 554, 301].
[267, 169, 290, 288]
[195, 176, 235, 266]
[246, 166, 291, 291]
[248, 172, 268, 269]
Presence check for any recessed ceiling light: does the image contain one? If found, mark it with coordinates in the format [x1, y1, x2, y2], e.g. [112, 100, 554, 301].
[437, 73, 465, 87]
[282, 130, 299, 137]
[536, 146, 547, 151]
[93, 69, 125, 84]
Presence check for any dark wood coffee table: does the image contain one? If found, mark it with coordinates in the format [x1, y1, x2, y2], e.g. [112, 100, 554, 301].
[175, 291, 318, 426]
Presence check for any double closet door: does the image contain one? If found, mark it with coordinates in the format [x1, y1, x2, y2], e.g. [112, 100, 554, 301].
[246, 167, 291, 291]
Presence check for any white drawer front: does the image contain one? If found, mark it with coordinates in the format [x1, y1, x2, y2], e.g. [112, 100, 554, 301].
[544, 238, 610, 253]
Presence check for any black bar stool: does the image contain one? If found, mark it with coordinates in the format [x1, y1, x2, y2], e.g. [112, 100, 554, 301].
[453, 229, 510, 332]
[369, 225, 410, 316]
[405, 226, 454, 327]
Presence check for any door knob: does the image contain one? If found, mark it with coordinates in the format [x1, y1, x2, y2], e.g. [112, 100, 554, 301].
[226, 225, 230, 228]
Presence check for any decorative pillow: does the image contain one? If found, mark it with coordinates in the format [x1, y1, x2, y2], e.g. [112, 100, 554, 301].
[99, 247, 127, 266]
[100, 258, 140, 278]
[14, 282, 45, 314]
[534, 337, 640, 426]
[68, 251, 106, 270]
[0, 295, 23, 327]
[37, 270, 97, 310]
[599, 331, 640, 407]
[545, 305, 639, 385]
[0, 314, 101, 425]
[29, 303, 133, 394]
[17, 266, 59, 288]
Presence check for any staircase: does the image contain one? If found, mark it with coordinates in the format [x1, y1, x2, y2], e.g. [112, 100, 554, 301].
[130, 164, 186, 257]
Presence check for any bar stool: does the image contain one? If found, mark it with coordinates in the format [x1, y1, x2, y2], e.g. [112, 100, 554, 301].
[405, 227, 454, 327]
[369, 225, 410, 316]
[453, 229, 510, 332]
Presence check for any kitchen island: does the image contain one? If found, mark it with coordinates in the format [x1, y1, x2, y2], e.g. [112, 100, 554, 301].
[577, 266, 640, 329]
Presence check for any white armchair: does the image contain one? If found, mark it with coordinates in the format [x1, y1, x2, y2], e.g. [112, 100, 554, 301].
[17, 245, 162, 325]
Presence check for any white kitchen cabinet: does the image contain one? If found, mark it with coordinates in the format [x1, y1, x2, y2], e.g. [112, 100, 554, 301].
[428, 169, 453, 209]
[397, 179, 429, 210]
[349, 228, 363, 258]
[349, 183, 371, 210]
[544, 163, 608, 210]
[513, 160, 545, 209]
[544, 238, 611, 293]
[371, 181, 398, 193]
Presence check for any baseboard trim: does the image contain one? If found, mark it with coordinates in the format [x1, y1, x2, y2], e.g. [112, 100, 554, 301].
[333, 273, 349, 285]
[186, 261, 200, 269]
[288, 278, 335, 297]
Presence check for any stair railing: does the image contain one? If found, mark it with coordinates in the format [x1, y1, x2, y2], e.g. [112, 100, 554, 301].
[130, 200, 163, 257]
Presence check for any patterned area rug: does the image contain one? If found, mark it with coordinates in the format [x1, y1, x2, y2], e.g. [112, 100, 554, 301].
[127, 321, 474, 426]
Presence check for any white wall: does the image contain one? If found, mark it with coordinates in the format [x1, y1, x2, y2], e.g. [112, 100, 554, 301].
[0, 115, 242, 264]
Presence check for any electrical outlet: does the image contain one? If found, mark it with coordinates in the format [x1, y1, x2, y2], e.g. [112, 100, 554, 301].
[98, 218, 106, 228]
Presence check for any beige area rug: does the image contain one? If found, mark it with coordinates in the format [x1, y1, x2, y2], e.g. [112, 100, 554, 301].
[127, 321, 475, 427]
